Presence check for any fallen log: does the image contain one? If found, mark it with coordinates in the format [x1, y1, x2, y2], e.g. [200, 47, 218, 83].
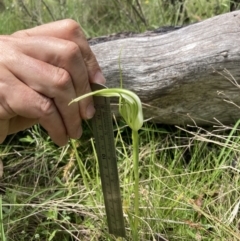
[89, 11, 240, 126]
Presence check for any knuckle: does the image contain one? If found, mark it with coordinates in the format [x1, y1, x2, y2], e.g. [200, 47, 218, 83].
[83, 49, 95, 63]
[64, 41, 80, 59]
[11, 30, 28, 37]
[39, 97, 55, 117]
[54, 68, 72, 91]
[63, 19, 84, 37]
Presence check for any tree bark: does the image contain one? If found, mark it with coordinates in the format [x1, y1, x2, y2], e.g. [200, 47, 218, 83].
[90, 11, 240, 126]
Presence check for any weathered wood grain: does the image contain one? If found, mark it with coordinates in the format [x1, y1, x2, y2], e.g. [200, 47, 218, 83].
[90, 11, 240, 126]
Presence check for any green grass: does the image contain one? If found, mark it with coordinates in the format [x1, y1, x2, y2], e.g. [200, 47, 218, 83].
[2, 122, 240, 240]
[1, 0, 240, 240]
[0, 0, 232, 35]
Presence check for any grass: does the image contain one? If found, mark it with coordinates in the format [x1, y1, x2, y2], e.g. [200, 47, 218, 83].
[0, 0, 232, 35]
[2, 122, 240, 240]
[1, 0, 240, 240]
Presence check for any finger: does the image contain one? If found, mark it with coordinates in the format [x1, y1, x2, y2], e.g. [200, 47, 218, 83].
[0, 70, 68, 146]
[9, 35, 95, 120]
[8, 117, 38, 135]
[6, 52, 83, 139]
[12, 19, 106, 84]
[0, 119, 9, 144]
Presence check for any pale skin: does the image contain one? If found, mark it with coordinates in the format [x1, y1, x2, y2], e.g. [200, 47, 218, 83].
[0, 19, 106, 146]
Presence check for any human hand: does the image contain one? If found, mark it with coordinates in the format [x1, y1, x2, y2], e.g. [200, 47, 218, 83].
[0, 19, 105, 146]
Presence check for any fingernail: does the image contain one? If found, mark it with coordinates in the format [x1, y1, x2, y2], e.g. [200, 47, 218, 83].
[93, 70, 106, 84]
[86, 103, 95, 119]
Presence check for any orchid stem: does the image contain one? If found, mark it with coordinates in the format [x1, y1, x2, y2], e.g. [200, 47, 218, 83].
[132, 129, 139, 241]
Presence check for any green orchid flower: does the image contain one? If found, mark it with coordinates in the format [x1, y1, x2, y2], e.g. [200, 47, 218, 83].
[69, 88, 143, 131]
